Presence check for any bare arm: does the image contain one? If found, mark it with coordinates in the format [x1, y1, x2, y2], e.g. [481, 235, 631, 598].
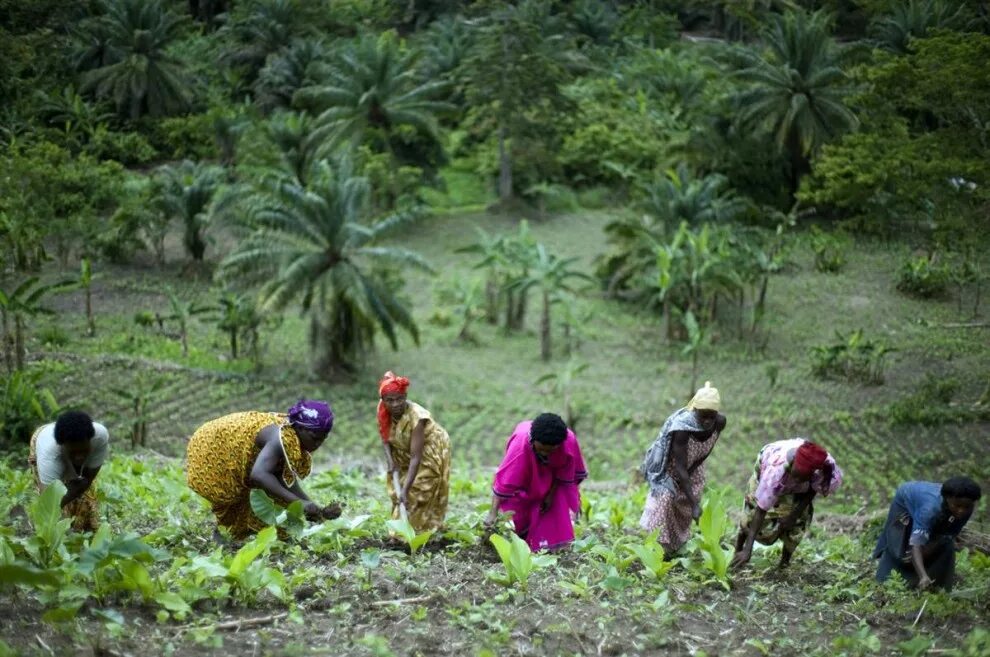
[382, 443, 396, 473]
[400, 419, 428, 504]
[250, 425, 312, 509]
[732, 506, 767, 569]
[911, 545, 933, 589]
[59, 466, 100, 507]
[484, 492, 501, 527]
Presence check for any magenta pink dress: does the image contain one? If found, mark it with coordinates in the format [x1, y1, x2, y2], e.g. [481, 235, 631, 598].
[492, 421, 587, 551]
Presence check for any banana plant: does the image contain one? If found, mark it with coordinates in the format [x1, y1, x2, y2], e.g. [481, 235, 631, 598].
[0, 276, 74, 371]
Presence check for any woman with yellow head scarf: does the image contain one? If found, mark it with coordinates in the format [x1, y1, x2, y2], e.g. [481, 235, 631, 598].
[638, 382, 727, 556]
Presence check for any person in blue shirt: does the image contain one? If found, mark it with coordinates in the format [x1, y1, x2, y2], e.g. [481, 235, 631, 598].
[874, 477, 982, 591]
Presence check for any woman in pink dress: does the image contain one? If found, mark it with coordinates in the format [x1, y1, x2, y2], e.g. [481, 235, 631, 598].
[638, 382, 727, 556]
[483, 413, 587, 551]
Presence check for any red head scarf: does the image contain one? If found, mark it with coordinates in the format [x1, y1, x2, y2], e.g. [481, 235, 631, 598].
[377, 371, 410, 443]
[793, 441, 828, 476]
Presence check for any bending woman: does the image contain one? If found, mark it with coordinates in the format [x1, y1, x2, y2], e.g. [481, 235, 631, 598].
[731, 438, 843, 569]
[186, 399, 340, 540]
[378, 371, 452, 532]
[484, 412, 587, 551]
[639, 381, 726, 556]
[28, 411, 110, 532]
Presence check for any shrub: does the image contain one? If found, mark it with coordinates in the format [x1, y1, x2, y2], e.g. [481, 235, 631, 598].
[897, 255, 950, 298]
[888, 375, 988, 426]
[145, 113, 218, 161]
[810, 226, 848, 273]
[0, 370, 59, 446]
[810, 329, 895, 384]
[85, 126, 158, 165]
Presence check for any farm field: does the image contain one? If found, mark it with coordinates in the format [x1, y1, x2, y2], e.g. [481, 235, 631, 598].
[2, 206, 989, 657]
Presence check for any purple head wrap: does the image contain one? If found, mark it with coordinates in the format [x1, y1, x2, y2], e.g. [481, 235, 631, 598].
[287, 399, 334, 433]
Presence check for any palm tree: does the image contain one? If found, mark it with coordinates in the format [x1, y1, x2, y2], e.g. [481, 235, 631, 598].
[111, 376, 166, 447]
[36, 87, 114, 146]
[642, 164, 748, 231]
[510, 244, 591, 361]
[219, 0, 318, 84]
[420, 16, 473, 83]
[735, 10, 858, 196]
[216, 291, 262, 359]
[871, 0, 973, 54]
[163, 288, 214, 357]
[251, 111, 322, 186]
[77, 259, 97, 337]
[216, 161, 432, 374]
[154, 161, 223, 262]
[457, 228, 509, 325]
[77, 0, 191, 120]
[254, 38, 328, 114]
[0, 277, 74, 371]
[294, 32, 453, 161]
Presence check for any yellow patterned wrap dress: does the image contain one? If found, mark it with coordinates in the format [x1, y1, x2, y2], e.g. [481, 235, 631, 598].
[386, 401, 451, 532]
[186, 411, 312, 538]
[28, 428, 100, 532]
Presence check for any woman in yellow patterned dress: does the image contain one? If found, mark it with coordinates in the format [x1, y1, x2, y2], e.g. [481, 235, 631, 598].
[378, 372, 451, 532]
[186, 399, 341, 540]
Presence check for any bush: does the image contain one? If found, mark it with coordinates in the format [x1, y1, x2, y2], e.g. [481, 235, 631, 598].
[897, 254, 950, 298]
[889, 375, 964, 426]
[0, 370, 59, 446]
[810, 226, 848, 273]
[810, 329, 895, 385]
[85, 126, 158, 165]
[145, 113, 218, 161]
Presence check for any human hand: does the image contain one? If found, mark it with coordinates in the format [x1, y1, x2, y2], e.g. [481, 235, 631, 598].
[399, 490, 409, 507]
[321, 502, 343, 520]
[692, 503, 703, 522]
[730, 548, 752, 570]
[483, 510, 498, 530]
[303, 501, 322, 520]
[67, 475, 88, 490]
[918, 576, 934, 591]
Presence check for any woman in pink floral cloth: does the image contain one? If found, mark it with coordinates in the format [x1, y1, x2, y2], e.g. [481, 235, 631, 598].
[638, 382, 726, 557]
[731, 438, 842, 569]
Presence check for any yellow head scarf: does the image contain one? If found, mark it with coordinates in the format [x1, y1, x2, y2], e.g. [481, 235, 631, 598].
[687, 381, 720, 411]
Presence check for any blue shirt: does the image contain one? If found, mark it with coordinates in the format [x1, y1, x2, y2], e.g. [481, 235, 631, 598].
[890, 481, 968, 546]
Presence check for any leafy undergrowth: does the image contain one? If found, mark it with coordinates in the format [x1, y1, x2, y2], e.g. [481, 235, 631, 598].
[1, 455, 987, 657]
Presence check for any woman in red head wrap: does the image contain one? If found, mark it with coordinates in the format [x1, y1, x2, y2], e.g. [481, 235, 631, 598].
[731, 438, 843, 569]
[378, 371, 451, 532]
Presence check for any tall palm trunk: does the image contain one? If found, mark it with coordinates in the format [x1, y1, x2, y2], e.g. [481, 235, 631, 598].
[512, 288, 528, 330]
[485, 277, 499, 324]
[498, 124, 512, 202]
[497, 27, 513, 203]
[1, 310, 12, 373]
[503, 288, 515, 331]
[85, 285, 95, 336]
[229, 328, 239, 359]
[787, 131, 810, 199]
[540, 290, 551, 361]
